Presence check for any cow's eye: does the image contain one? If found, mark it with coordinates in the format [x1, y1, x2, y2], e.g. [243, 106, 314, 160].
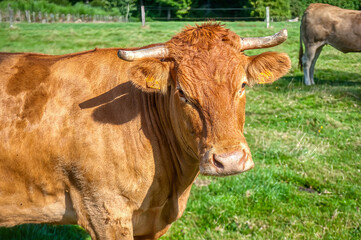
[177, 89, 188, 103]
[239, 82, 247, 95]
[178, 89, 185, 97]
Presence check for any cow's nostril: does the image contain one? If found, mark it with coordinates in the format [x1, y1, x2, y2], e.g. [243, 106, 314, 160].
[207, 150, 253, 175]
[212, 155, 224, 169]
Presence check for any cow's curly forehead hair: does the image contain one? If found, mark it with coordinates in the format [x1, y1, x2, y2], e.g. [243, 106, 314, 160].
[166, 22, 242, 61]
[175, 48, 245, 104]
[166, 22, 247, 98]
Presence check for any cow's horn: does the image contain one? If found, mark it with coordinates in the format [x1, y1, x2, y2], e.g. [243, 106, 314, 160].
[117, 44, 169, 61]
[240, 29, 288, 50]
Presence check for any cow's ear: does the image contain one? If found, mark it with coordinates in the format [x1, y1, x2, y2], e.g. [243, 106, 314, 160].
[246, 52, 291, 85]
[128, 58, 170, 93]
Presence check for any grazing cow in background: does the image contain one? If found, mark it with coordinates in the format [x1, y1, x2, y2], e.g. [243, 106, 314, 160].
[0, 23, 290, 239]
[299, 3, 361, 85]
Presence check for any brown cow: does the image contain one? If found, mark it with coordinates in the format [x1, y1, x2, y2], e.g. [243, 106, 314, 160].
[0, 23, 290, 239]
[299, 3, 361, 85]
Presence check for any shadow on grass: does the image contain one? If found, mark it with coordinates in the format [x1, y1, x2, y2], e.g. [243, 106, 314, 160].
[284, 69, 361, 87]
[0, 224, 89, 240]
[251, 70, 361, 105]
[283, 73, 361, 104]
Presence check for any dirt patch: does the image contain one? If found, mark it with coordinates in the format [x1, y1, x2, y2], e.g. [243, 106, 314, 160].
[298, 186, 317, 194]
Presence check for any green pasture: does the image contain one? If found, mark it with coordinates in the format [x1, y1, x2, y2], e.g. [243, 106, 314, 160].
[0, 21, 360, 239]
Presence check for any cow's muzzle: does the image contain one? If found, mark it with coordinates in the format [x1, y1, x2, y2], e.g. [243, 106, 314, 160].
[200, 147, 254, 176]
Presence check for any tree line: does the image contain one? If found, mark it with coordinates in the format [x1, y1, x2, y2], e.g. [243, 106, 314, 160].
[1, 0, 360, 21]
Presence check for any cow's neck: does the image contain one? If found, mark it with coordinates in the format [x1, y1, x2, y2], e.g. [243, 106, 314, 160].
[143, 92, 199, 202]
[131, 91, 199, 234]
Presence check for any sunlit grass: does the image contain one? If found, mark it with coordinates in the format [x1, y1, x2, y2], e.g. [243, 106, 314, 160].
[0, 21, 360, 239]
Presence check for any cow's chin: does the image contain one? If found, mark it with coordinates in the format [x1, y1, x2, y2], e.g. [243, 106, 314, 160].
[199, 163, 253, 177]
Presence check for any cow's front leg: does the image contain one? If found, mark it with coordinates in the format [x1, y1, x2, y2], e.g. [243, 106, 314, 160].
[95, 214, 133, 240]
[81, 195, 136, 240]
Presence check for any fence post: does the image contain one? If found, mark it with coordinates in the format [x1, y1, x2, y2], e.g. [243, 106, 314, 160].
[158, 4, 162, 15]
[18, 11, 21, 22]
[140, 0, 145, 27]
[8, 4, 14, 28]
[26, 10, 31, 23]
[266, 6, 270, 28]
[125, 3, 130, 22]
[0, 10, 2, 23]
[167, 9, 171, 21]
[32, 11, 35, 22]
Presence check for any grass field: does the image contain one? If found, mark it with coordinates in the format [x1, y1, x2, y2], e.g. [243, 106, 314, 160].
[0, 21, 360, 239]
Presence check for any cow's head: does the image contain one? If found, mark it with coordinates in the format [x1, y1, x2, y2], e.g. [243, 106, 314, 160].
[118, 23, 291, 176]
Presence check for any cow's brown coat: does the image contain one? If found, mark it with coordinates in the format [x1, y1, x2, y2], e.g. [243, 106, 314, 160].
[0, 23, 290, 239]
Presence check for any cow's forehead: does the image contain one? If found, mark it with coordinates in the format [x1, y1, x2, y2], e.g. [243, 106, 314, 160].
[165, 23, 249, 97]
[177, 46, 246, 84]
[175, 48, 246, 102]
[166, 23, 242, 61]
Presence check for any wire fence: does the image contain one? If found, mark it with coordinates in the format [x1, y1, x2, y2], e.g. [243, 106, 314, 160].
[144, 7, 264, 21]
[0, 5, 297, 26]
[0, 6, 128, 25]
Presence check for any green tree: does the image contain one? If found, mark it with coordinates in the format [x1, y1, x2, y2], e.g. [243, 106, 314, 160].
[118, 0, 137, 18]
[249, 0, 291, 19]
[48, 0, 71, 6]
[90, 0, 137, 16]
[155, 0, 192, 17]
[289, 0, 307, 17]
